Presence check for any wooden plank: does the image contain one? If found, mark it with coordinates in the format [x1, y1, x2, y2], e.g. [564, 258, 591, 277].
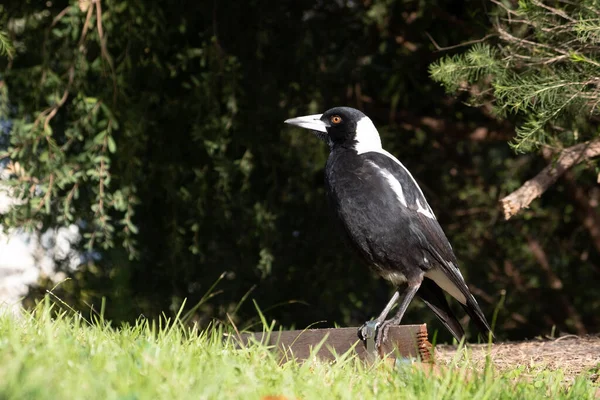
[233, 324, 432, 363]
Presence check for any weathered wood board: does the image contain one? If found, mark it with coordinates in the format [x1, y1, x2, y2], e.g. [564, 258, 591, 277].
[232, 324, 432, 363]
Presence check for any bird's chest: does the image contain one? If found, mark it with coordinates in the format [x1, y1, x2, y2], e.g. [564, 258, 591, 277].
[325, 153, 395, 228]
[325, 156, 393, 254]
[325, 157, 374, 224]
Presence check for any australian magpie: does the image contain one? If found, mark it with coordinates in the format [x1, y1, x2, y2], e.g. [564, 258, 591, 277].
[285, 106, 493, 347]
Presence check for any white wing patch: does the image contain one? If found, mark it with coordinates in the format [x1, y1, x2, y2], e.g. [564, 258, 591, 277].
[369, 164, 408, 207]
[416, 198, 435, 220]
[379, 150, 437, 220]
[425, 267, 467, 305]
[354, 121, 437, 220]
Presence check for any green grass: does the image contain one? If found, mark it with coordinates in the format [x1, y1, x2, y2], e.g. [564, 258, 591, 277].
[0, 298, 596, 400]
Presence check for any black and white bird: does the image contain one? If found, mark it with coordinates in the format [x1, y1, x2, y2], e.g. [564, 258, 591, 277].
[285, 107, 493, 346]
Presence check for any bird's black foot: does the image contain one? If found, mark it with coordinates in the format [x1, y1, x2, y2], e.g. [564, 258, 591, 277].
[358, 319, 397, 349]
[374, 320, 395, 348]
[357, 320, 380, 342]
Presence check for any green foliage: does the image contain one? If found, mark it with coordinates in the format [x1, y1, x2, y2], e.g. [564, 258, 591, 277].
[0, 299, 596, 399]
[0, 30, 13, 59]
[429, 44, 501, 93]
[430, 0, 600, 153]
[2, 0, 600, 343]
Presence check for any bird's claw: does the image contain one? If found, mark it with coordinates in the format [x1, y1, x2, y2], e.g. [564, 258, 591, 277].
[358, 320, 380, 341]
[375, 321, 392, 348]
[358, 320, 393, 349]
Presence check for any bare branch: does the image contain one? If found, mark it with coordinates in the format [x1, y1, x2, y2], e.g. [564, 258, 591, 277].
[43, 66, 75, 133]
[489, 0, 520, 17]
[34, 3, 94, 132]
[497, 25, 600, 68]
[496, 26, 571, 57]
[32, 173, 55, 215]
[542, 55, 570, 64]
[501, 138, 600, 219]
[425, 32, 496, 52]
[94, 0, 117, 104]
[78, 2, 94, 47]
[531, 0, 576, 22]
[50, 6, 72, 28]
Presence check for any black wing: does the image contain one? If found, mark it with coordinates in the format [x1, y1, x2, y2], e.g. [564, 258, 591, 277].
[361, 150, 493, 338]
[360, 150, 458, 267]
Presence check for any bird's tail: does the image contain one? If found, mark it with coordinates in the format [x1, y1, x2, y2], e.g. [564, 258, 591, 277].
[417, 278, 465, 342]
[461, 294, 494, 341]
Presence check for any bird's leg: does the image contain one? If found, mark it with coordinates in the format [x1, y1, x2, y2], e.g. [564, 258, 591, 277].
[357, 290, 400, 341]
[375, 279, 422, 348]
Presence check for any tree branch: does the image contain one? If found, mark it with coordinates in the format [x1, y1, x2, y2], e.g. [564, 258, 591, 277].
[531, 0, 576, 22]
[500, 138, 600, 219]
[425, 32, 496, 52]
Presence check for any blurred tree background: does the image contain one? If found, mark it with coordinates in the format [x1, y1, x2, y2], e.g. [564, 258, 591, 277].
[1, 0, 600, 342]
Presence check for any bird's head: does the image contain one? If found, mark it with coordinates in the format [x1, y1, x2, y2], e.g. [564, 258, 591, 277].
[284, 107, 382, 152]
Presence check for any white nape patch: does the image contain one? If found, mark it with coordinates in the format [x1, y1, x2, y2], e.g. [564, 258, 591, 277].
[354, 116, 382, 154]
[380, 270, 407, 286]
[425, 268, 467, 305]
[416, 198, 435, 220]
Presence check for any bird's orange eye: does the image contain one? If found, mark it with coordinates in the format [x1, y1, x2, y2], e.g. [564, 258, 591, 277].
[331, 115, 342, 124]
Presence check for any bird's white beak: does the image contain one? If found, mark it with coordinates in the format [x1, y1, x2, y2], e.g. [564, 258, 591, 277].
[284, 114, 327, 132]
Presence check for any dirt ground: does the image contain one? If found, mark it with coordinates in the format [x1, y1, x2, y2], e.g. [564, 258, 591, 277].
[434, 334, 600, 384]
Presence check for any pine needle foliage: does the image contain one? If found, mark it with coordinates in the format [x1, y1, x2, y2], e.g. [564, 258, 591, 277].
[429, 0, 600, 153]
[0, 30, 13, 59]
